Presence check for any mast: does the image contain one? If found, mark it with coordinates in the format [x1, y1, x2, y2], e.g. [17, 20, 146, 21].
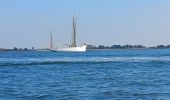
[71, 16, 77, 47]
[50, 30, 53, 49]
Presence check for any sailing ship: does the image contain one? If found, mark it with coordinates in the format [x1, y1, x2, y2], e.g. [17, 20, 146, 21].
[49, 17, 86, 52]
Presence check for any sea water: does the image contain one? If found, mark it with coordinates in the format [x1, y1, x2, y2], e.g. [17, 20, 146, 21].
[0, 49, 170, 100]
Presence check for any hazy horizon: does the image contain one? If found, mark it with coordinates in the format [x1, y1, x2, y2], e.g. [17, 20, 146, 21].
[0, 0, 170, 48]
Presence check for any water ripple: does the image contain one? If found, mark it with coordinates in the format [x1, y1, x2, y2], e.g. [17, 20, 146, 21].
[0, 56, 170, 66]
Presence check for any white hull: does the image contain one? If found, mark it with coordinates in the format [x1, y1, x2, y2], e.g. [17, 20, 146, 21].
[50, 45, 86, 52]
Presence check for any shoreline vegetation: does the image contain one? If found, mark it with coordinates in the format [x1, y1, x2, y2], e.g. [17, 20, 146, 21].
[87, 44, 170, 49]
[0, 45, 170, 52]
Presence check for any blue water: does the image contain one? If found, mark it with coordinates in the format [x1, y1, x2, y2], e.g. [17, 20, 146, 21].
[0, 49, 170, 100]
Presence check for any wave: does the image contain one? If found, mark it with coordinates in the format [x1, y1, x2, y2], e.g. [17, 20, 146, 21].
[0, 56, 170, 66]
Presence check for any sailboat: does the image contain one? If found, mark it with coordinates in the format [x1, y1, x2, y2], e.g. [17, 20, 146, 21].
[49, 17, 86, 52]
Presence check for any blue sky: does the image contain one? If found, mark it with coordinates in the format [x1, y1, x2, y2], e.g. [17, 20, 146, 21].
[0, 0, 170, 48]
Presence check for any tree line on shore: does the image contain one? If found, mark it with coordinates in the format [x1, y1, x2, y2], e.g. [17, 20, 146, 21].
[1, 45, 170, 51]
[87, 44, 170, 49]
[0, 47, 35, 51]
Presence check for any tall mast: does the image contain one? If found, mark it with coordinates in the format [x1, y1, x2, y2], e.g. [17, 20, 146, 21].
[50, 30, 53, 49]
[71, 16, 77, 47]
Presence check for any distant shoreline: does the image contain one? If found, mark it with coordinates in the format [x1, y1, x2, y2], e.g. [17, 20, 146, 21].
[1, 44, 170, 52]
[86, 44, 170, 50]
[0, 47, 170, 52]
[0, 49, 36, 52]
[87, 48, 170, 50]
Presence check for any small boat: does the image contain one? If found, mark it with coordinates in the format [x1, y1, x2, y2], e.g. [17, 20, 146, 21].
[49, 17, 86, 52]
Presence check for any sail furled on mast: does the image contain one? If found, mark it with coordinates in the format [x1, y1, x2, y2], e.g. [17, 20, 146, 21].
[71, 16, 77, 47]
